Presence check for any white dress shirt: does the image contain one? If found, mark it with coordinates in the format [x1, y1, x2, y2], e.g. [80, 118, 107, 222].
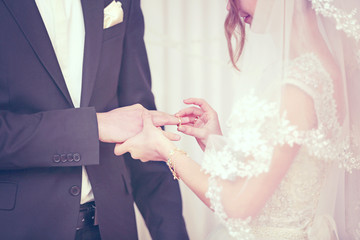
[35, 0, 94, 204]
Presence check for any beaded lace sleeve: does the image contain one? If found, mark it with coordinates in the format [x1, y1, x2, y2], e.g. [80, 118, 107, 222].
[202, 53, 346, 179]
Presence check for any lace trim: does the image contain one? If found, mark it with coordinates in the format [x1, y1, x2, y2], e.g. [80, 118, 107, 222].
[206, 177, 253, 240]
[343, 124, 360, 171]
[310, 0, 360, 41]
[202, 93, 302, 180]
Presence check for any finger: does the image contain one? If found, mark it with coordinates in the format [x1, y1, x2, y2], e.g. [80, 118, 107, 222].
[176, 107, 204, 117]
[180, 116, 193, 124]
[183, 98, 214, 113]
[142, 110, 154, 128]
[150, 111, 179, 126]
[179, 116, 192, 124]
[177, 125, 207, 139]
[177, 117, 199, 126]
[114, 142, 131, 156]
[186, 116, 200, 124]
[162, 131, 181, 141]
[181, 123, 195, 127]
[173, 115, 199, 125]
[130, 152, 141, 161]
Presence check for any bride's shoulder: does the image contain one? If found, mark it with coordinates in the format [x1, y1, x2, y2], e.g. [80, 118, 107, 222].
[284, 52, 342, 107]
[285, 52, 332, 91]
[285, 52, 345, 122]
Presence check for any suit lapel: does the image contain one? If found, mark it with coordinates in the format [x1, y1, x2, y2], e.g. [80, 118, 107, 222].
[80, 0, 104, 107]
[2, 0, 73, 107]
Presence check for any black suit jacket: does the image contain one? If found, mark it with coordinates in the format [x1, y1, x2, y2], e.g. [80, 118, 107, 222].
[0, 0, 189, 239]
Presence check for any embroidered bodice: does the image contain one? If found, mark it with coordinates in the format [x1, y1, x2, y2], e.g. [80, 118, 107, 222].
[249, 147, 331, 240]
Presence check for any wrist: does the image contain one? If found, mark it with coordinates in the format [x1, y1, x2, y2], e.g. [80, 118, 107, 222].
[166, 148, 188, 180]
[96, 112, 106, 142]
[158, 140, 176, 161]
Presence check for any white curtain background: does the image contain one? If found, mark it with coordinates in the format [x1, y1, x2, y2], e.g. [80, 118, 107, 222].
[135, 1, 243, 239]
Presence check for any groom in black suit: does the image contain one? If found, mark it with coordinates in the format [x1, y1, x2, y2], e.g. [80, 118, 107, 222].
[0, 0, 188, 239]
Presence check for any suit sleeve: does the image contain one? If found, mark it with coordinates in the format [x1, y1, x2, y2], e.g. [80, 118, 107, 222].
[0, 108, 100, 169]
[118, 0, 189, 239]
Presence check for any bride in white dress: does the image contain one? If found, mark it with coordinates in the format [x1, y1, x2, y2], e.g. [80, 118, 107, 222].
[116, 0, 360, 239]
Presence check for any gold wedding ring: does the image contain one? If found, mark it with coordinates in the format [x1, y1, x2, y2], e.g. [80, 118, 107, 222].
[177, 116, 182, 128]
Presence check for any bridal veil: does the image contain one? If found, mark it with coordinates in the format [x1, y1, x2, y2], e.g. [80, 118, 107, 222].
[202, 0, 360, 239]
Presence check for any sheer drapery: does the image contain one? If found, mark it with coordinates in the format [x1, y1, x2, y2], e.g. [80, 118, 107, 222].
[137, 1, 242, 239]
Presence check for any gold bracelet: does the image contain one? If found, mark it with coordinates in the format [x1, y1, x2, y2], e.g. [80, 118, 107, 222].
[167, 148, 188, 180]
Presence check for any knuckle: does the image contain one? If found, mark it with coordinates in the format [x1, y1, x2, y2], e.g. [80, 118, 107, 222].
[134, 103, 144, 109]
[130, 153, 138, 159]
[114, 148, 121, 156]
[201, 131, 208, 139]
[186, 127, 193, 135]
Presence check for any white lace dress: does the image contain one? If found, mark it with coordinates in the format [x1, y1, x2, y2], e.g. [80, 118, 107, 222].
[203, 53, 346, 240]
[249, 148, 334, 240]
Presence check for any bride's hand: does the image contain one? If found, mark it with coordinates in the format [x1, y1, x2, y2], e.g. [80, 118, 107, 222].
[114, 111, 179, 162]
[176, 98, 222, 151]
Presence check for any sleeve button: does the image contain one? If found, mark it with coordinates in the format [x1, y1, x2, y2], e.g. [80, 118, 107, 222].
[73, 153, 81, 162]
[61, 154, 67, 162]
[67, 153, 74, 162]
[69, 185, 80, 196]
[53, 155, 60, 163]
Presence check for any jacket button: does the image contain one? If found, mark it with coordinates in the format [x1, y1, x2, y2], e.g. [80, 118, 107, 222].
[73, 153, 81, 162]
[67, 153, 74, 162]
[61, 154, 67, 162]
[69, 186, 80, 196]
[53, 155, 60, 163]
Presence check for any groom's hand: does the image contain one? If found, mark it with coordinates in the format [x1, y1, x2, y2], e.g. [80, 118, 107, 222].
[149, 110, 181, 126]
[97, 104, 182, 143]
[97, 104, 144, 143]
[113, 111, 179, 160]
